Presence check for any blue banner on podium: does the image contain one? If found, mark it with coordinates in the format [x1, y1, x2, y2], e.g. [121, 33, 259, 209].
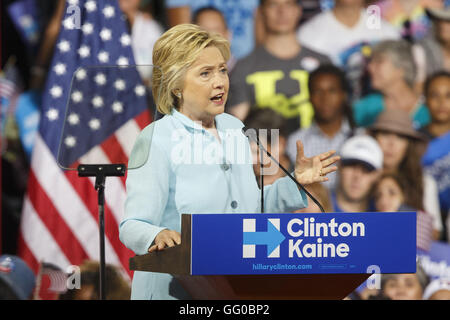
[190, 212, 416, 275]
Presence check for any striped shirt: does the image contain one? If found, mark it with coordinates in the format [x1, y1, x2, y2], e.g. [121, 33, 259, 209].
[286, 119, 362, 191]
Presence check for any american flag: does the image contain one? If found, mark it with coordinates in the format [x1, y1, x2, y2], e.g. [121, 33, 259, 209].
[33, 262, 68, 300]
[18, 0, 153, 281]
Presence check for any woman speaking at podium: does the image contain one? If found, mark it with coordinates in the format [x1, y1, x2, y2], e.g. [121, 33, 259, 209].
[119, 24, 339, 300]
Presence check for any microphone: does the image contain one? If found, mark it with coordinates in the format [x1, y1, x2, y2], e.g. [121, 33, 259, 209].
[242, 126, 325, 213]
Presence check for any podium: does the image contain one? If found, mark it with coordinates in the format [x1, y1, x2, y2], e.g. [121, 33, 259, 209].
[130, 212, 417, 299]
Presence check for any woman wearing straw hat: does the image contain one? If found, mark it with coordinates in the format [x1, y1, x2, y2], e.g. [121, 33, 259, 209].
[369, 108, 442, 240]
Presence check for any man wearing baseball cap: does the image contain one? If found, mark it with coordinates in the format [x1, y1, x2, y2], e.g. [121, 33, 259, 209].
[331, 135, 383, 213]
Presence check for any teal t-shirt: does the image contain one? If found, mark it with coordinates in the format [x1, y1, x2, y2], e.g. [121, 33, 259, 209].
[352, 93, 431, 129]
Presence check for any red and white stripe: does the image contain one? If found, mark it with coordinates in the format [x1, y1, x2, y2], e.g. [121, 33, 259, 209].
[18, 111, 152, 280]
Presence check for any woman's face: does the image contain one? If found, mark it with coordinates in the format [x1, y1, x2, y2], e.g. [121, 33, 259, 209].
[383, 274, 424, 300]
[339, 163, 379, 203]
[368, 53, 404, 91]
[426, 76, 450, 124]
[179, 46, 229, 123]
[374, 177, 404, 212]
[375, 131, 409, 170]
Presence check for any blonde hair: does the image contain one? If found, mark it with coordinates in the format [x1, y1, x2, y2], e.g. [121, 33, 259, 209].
[152, 24, 231, 114]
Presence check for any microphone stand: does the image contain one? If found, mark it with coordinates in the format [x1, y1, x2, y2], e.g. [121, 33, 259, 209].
[243, 128, 325, 213]
[77, 164, 126, 300]
[256, 130, 264, 213]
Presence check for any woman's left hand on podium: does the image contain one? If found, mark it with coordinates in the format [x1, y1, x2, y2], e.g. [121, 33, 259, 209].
[148, 229, 181, 253]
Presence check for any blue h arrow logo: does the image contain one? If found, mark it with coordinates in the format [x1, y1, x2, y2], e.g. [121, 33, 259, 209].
[243, 219, 285, 258]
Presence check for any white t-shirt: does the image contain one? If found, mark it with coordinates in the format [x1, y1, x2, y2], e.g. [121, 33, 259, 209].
[131, 13, 164, 81]
[297, 9, 400, 65]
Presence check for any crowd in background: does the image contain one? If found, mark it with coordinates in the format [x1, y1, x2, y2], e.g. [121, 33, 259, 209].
[1, 0, 450, 300]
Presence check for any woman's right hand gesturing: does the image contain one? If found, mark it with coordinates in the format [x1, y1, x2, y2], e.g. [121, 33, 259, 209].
[148, 229, 181, 253]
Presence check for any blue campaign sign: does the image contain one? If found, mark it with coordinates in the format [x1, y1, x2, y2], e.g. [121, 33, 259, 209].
[190, 212, 417, 275]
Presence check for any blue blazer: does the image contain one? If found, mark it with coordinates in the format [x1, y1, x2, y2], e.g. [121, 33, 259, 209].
[119, 109, 307, 299]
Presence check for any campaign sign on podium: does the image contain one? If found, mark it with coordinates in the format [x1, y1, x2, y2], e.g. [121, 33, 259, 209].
[190, 212, 416, 275]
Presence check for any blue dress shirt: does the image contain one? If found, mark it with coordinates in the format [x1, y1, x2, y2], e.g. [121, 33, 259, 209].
[119, 109, 308, 299]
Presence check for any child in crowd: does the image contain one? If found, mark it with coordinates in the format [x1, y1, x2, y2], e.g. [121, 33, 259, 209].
[372, 172, 408, 212]
[372, 172, 435, 250]
[380, 263, 430, 300]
